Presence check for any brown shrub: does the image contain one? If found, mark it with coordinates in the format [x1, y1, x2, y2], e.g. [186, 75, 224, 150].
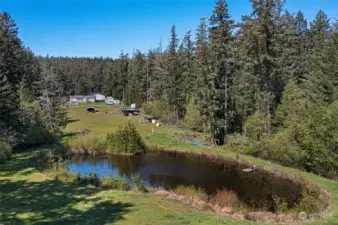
[210, 189, 240, 208]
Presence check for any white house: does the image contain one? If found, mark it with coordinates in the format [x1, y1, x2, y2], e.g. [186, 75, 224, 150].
[87, 93, 106, 102]
[69, 95, 95, 104]
[69, 93, 104, 104]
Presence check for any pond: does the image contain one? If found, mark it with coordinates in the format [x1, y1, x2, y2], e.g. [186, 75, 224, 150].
[68, 151, 304, 211]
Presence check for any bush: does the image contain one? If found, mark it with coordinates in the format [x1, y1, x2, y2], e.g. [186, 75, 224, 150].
[173, 185, 208, 201]
[106, 122, 145, 154]
[227, 134, 251, 152]
[67, 134, 106, 155]
[141, 102, 153, 115]
[185, 100, 204, 132]
[54, 163, 80, 183]
[296, 188, 322, 214]
[30, 149, 55, 170]
[78, 173, 101, 187]
[143, 101, 177, 124]
[17, 102, 57, 149]
[210, 189, 240, 208]
[272, 195, 289, 213]
[246, 131, 305, 168]
[101, 175, 130, 190]
[0, 141, 12, 164]
[132, 174, 147, 192]
[244, 111, 268, 141]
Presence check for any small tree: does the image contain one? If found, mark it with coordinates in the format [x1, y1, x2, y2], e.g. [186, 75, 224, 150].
[185, 99, 204, 132]
[106, 122, 145, 154]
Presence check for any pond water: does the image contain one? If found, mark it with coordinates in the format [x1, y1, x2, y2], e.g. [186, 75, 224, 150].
[68, 151, 303, 210]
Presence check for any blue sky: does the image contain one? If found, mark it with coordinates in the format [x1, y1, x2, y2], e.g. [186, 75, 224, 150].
[1, 0, 337, 58]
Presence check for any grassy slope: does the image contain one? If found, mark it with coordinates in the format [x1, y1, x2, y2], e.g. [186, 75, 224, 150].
[1, 106, 337, 224]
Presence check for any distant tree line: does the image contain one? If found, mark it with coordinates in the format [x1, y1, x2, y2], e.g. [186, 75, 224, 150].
[1, 0, 337, 178]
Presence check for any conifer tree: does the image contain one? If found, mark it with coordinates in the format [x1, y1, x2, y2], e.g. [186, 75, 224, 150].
[195, 18, 213, 138]
[0, 12, 22, 141]
[127, 50, 147, 105]
[163, 25, 185, 120]
[118, 52, 129, 104]
[179, 30, 195, 103]
[305, 10, 333, 103]
[237, 0, 284, 135]
[209, 0, 235, 143]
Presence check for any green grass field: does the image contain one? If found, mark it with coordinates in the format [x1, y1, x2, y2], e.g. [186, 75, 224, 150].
[65, 106, 174, 137]
[1, 106, 338, 225]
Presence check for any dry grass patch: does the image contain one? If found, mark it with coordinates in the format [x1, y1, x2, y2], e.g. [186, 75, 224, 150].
[173, 185, 208, 201]
[210, 189, 240, 208]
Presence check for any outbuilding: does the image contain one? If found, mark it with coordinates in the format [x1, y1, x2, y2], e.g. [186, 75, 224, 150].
[87, 93, 106, 102]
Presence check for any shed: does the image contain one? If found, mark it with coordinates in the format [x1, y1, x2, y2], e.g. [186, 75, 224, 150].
[131, 103, 139, 109]
[121, 109, 140, 116]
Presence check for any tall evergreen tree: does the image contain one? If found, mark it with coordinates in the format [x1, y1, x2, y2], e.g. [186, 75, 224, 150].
[195, 18, 213, 137]
[118, 52, 129, 103]
[162, 25, 185, 120]
[237, 0, 284, 135]
[179, 30, 195, 103]
[127, 50, 147, 105]
[209, 0, 235, 143]
[0, 12, 22, 141]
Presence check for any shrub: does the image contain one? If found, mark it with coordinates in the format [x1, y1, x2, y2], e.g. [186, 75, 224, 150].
[244, 111, 268, 141]
[227, 134, 251, 152]
[296, 187, 322, 214]
[272, 195, 289, 213]
[0, 141, 12, 164]
[185, 100, 204, 132]
[132, 174, 147, 192]
[106, 122, 145, 154]
[173, 185, 208, 201]
[67, 134, 106, 155]
[30, 149, 55, 170]
[54, 163, 80, 183]
[141, 102, 153, 115]
[78, 173, 101, 187]
[101, 175, 130, 190]
[210, 189, 240, 208]
[247, 131, 305, 168]
[145, 101, 176, 124]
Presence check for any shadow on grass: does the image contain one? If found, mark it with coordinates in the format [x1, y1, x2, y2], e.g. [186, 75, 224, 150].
[66, 119, 80, 124]
[0, 152, 34, 177]
[0, 149, 133, 224]
[0, 179, 133, 225]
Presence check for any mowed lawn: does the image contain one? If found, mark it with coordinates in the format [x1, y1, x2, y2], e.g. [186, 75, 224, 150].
[64, 105, 196, 148]
[65, 106, 174, 137]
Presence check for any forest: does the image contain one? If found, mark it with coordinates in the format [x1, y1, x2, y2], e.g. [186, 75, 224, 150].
[0, 0, 337, 179]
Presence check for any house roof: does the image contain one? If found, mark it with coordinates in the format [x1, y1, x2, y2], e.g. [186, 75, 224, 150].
[70, 95, 87, 98]
[70, 95, 95, 98]
[87, 92, 104, 97]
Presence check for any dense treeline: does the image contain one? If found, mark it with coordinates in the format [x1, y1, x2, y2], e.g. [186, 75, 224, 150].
[1, 0, 337, 178]
[0, 12, 65, 161]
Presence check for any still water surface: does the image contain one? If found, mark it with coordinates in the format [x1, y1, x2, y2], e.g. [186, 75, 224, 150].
[68, 151, 302, 208]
